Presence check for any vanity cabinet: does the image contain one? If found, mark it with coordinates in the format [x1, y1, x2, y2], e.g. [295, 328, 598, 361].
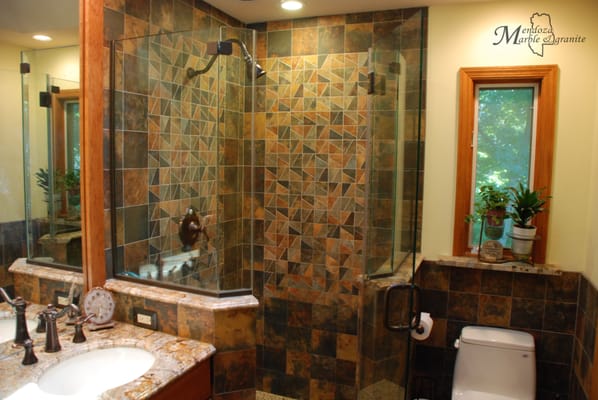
[151, 357, 212, 400]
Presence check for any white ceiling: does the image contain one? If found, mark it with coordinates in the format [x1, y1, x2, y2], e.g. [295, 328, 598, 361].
[0, 0, 489, 49]
[0, 0, 78, 49]
[205, 0, 491, 24]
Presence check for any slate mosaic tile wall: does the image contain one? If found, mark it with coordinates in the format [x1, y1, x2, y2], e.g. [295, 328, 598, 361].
[0, 221, 26, 288]
[103, 2, 426, 400]
[413, 261, 580, 400]
[250, 8, 426, 399]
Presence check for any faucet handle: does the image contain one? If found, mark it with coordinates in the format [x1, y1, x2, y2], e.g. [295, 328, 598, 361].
[43, 304, 63, 353]
[65, 304, 81, 325]
[73, 313, 95, 343]
[36, 312, 46, 333]
[21, 339, 38, 365]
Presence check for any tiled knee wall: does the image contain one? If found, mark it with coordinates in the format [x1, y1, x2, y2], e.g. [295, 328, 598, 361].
[412, 261, 585, 400]
[571, 274, 598, 400]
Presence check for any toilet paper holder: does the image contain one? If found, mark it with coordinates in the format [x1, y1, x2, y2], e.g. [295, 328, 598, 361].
[383, 283, 422, 332]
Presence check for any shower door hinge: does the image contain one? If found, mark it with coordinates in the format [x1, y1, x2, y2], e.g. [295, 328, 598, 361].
[20, 62, 30, 74]
[39, 91, 51, 108]
[368, 72, 387, 95]
[368, 71, 375, 94]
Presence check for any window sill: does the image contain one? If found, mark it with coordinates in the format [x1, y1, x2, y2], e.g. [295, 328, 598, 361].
[431, 255, 561, 276]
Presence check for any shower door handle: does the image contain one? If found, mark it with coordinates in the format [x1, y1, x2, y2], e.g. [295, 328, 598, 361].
[383, 283, 421, 332]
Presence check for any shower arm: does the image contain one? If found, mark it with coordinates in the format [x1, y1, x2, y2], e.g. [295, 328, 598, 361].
[186, 38, 256, 80]
[187, 54, 219, 79]
[224, 38, 252, 64]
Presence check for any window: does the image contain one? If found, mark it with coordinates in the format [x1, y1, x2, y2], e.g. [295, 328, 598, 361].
[470, 84, 537, 248]
[453, 65, 558, 263]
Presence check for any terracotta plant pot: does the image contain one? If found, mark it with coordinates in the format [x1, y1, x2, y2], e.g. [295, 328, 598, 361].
[484, 209, 506, 240]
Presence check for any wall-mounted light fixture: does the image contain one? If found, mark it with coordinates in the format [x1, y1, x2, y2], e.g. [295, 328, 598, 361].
[281, 0, 303, 11]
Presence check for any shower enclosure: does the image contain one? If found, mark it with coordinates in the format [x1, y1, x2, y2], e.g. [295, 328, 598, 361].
[110, 26, 259, 296]
[110, 5, 426, 398]
[21, 45, 82, 269]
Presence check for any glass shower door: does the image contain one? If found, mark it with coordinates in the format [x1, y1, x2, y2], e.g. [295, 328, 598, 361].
[109, 26, 258, 296]
[359, 8, 425, 400]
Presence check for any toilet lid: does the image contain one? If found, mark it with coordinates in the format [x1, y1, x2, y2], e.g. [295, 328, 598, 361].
[460, 326, 535, 351]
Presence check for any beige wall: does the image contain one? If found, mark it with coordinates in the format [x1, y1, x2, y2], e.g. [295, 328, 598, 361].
[586, 78, 598, 284]
[0, 44, 79, 223]
[422, 0, 598, 280]
[0, 43, 25, 223]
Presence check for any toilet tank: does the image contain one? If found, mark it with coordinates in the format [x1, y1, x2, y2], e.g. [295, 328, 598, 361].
[452, 326, 536, 400]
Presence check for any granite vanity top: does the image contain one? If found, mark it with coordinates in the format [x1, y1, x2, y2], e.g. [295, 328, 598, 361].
[0, 303, 215, 399]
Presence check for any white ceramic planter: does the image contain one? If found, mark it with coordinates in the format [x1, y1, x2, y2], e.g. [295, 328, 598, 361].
[511, 226, 537, 260]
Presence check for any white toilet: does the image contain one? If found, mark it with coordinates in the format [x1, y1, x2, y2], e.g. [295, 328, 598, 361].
[452, 326, 536, 400]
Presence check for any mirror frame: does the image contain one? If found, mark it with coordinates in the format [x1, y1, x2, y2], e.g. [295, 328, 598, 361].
[80, 0, 105, 290]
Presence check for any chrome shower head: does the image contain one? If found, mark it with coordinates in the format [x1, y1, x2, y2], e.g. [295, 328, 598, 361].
[225, 38, 266, 80]
[246, 58, 267, 79]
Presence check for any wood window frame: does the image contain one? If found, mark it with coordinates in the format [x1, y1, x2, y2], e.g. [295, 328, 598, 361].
[452, 65, 558, 263]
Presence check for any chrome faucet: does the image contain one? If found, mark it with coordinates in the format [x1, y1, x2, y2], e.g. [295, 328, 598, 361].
[42, 303, 79, 353]
[0, 287, 31, 345]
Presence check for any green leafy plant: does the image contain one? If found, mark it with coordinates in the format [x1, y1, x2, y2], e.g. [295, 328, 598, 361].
[34, 168, 80, 206]
[466, 184, 510, 225]
[34, 168, 50, 200]
[62, 169, 80, 193]
[508, 182, 550, 228]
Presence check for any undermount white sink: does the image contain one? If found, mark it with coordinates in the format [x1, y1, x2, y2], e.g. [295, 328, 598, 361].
[6, 346, 155, 399]
[0, 318, 37, 343]
[38, 347, 155, 397]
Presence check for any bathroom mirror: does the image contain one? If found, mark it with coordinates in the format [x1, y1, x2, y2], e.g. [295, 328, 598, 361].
[0, 0, 80, 272]
[22, 58, 81, 269]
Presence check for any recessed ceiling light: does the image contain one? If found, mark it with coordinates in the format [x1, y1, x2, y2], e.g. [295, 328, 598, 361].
[33, 34, 52, 42]
[281, 0, 303, 11]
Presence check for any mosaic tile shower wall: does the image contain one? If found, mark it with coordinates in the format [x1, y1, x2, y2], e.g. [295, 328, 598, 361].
[251, 8, 426, 399]
[108, 1, 254, 293]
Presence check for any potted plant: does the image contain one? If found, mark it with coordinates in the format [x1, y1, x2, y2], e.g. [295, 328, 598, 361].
[34, 168, 51, 201]
[34, 168, 81, 219]
[508, 182, 550, 260]
[467, 184, 510, 240]
[61, 169, 81, 219]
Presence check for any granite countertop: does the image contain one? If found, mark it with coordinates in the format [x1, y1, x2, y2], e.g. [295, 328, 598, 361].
[0, 303, 215, 399]
[436, 255, 562, 276]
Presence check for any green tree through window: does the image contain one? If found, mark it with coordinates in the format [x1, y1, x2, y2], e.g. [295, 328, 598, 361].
[470, 85, 536, 247]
